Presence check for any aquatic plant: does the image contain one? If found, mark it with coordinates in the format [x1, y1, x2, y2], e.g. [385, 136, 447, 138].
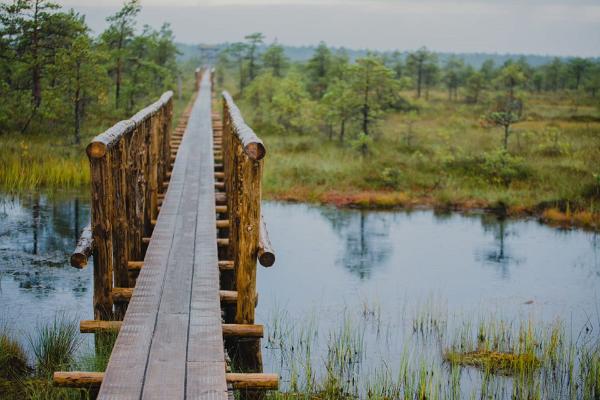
[0, 332, 30, 380]
[28, 314, 81, 378]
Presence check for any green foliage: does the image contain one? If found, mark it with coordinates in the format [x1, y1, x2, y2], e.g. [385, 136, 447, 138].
[262, 42, 289, 77]
[350, 132, 373, 156]
[244, 71, 317, 135]
[0, 0, 178, 136]
[480, 149, 531, 187]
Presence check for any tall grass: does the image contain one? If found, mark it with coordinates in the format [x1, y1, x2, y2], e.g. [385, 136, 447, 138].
[264, 301, 600, 399]
[28, 314, 81, 378]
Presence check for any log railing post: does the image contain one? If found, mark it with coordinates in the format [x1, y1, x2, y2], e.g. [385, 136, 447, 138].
[87, 147, 114, 320]
[110, 138, 131, 315]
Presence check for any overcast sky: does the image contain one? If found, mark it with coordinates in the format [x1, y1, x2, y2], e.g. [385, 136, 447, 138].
[58, 0, 600, 57]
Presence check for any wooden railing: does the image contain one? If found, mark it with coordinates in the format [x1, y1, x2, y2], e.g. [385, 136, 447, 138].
[71, 91, 173, 320]
[221, 91, 274, 327]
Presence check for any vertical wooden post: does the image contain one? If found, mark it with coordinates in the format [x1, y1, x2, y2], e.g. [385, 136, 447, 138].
[142, 118, 153, 238]
[87, 149, 114, 320]
[111, 138, 131, 316]
[234, 147, 262, 325]
[126, 126, 144, 268]
[149, 113, 159, 221]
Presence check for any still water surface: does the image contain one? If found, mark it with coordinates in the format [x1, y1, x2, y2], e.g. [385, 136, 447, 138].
[1, 191, 598, 395]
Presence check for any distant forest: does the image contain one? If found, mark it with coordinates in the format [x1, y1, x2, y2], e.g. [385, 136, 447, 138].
[177, 43, 599, 69]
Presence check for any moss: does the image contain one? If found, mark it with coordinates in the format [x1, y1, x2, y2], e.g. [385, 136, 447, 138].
[444, 350, 540, 374]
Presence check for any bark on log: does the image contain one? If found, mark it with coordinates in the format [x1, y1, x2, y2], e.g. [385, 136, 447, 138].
[220, 290, 238, 303]
[222, 324, 263, 338]
[258, 215, 275, 267]
[71, 223, 94, 268]
[222, 91, 266, 160]
[53, 372, 104, 388]
[226, 373, 278, 390]
[112, 287, 132, 302]
[80, 320, 122, 333]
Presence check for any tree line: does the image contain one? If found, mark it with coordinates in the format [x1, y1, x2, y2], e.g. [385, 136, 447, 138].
[0, 0, 179, 143]
[217, 37, 600, 152]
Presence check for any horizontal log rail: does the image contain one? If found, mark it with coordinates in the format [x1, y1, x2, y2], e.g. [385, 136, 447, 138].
[53, 372, 278, 391]
[80, 320, 263, 337]
[70, 224, 93, 268]
[222, 91, 266, 161]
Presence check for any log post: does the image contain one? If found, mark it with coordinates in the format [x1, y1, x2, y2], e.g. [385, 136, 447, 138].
[149, 111, 160, 222]
[87, 145, 114, 320]
[234, 143, 262, 325]
[110, 138, 131, 316]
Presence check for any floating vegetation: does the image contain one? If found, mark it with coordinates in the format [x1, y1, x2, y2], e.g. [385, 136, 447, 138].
[444, 350, 540, 374]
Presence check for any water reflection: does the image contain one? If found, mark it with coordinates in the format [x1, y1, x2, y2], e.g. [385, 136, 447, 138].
[0, 191, 93, 335]
[319, 208, 392, 279]
[477, 215, 524, 278]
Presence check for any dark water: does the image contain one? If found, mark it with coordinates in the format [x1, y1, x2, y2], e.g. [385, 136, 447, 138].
[0, 191, 93, 339]
[1, 192, 599, 395]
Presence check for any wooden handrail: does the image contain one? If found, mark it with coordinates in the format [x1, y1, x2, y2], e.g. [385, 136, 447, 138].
[87, 91, 173, 159]
[222, 91, 266, 160]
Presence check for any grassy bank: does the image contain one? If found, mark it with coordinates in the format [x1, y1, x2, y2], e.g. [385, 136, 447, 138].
[0, 315, 115, 400]
[257, 90, 600, 230]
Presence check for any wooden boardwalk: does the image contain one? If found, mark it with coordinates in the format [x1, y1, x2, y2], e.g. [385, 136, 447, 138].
[56, 69, 277, 398]
[98, 71, 226, 399]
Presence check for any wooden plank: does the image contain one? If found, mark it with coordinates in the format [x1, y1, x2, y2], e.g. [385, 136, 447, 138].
[142, 81, 205, 399]
[187, 72, 228, 400]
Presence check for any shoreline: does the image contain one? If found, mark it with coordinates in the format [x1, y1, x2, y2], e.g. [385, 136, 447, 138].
[265, 189, 600, 232]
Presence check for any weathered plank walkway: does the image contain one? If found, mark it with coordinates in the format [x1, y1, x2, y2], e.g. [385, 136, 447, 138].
[97, 71, 226, 399]
[57, 69, 277, 398]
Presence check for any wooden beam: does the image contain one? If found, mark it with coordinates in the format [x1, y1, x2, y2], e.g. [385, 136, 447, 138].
[226, 373, 279, 390]
[222, 324, 263, 338]
[214, 171, 225, 179]
[218, 260, 234, 271]
[127, 261, 143, 271]
[80, 320, 122, 333]
[216, 205, 227, 213]
[217, 238, 229, 247]
[53, 371, 104, 388]
[215, 192, 227, 204]
[112, 287, 132, 302]
[71, 223, 94, 268]
[216, 219, 229, 229]
[220, 290, 237, 303]
[142, 237, 151, 244]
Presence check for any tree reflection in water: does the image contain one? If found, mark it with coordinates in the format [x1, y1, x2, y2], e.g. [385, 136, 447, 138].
[319, 207, 392, 280]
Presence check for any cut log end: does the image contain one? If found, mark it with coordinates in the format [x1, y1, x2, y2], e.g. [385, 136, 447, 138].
[70, 253, 88, 269]
[244, 142, 266, 161]
[86, 141, 107, 159]
[258, 251, 275, 268]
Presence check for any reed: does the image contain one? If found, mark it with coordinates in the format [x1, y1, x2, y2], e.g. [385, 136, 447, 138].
[28, 314, 81, 378]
